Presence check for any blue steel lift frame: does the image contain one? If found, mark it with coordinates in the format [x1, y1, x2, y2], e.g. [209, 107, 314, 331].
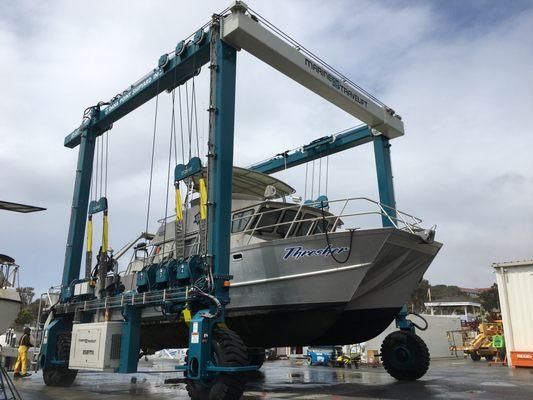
[42, 4, 404, 385]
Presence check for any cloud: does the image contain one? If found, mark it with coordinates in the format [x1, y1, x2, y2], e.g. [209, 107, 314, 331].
[1, 1, 532, 295]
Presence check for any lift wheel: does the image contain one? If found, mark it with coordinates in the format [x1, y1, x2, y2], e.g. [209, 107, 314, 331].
[380, 330, 430, 381]
[185, 327, 249, 400]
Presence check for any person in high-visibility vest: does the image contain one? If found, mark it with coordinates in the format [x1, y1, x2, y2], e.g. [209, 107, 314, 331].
[14, 327, 33, 377]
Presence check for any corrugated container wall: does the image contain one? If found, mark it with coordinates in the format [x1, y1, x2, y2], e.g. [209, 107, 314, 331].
[493, 261, 533, 367]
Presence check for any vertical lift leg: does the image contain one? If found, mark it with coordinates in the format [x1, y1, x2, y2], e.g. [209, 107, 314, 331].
[119, 306, 142, 373]
[62, 129, 97, 299]
[373, 135, 397, 227]
[187, 22, 240, 380]
[206, 33, 237, 300]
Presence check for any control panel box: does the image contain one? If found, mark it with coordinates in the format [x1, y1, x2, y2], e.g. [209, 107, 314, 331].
[69, 322, 122, 372]
[74, 281, 94, 297]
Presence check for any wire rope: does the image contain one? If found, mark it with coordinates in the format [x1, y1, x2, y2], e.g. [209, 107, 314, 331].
[99, 133, 104, 198]
[94, 136, 100, 200]
[105, 131, 109, 198]
[178, 86, 186, 165]
[311, 160, 315, 200]
[192, 78, 200, 158]
[185, 82, 192, 160]
[145, 82, 160, 244]
[304, 162, 308, 201]
[90, 142, 94, 202]
[325, 155, 329, 197]
[171, 91, 178, 165]
[318, 157, 322, 195]
[162, 90, 176, 249]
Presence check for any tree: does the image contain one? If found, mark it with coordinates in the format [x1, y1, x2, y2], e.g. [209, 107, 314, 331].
[13, 309, 33, 327]
[478, 283, 500, 314]
[409, 279, 430, 312]
[429, 284, 462, 300]
[17, 287, 35, 306]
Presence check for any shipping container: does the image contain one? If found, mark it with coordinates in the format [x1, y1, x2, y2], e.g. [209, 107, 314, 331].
[493, 260, 533, 368]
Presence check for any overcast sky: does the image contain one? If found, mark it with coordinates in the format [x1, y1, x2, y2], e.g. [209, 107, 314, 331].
[1, 0, 532, 295]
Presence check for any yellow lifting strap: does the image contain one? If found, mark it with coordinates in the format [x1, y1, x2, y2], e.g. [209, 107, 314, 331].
[86, 215, 93, 253]
[199, 178, 207, 220]
[101, 212, 109, 254]
[182, 308, 192, 325]
[175, 187, 184, 221]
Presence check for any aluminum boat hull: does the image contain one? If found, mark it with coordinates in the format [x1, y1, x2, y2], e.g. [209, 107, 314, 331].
[137, 227, 441, 351]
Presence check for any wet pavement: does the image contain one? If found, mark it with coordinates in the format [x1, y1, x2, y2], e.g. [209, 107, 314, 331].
[12, 358, 533, 399]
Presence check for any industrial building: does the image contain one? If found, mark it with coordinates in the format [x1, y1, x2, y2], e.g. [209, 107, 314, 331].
[425, 297, 483, 322]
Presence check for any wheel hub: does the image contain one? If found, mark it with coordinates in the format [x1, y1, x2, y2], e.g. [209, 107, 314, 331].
[394, 345, 411, 363]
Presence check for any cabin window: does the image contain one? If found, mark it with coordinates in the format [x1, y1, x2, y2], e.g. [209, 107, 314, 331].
[296, 213, 315, 236]
[313, 218, 333, 234]
[231, 209, 254, 233]
[276, 210, 298, 237]
[250, 207, 281, 234]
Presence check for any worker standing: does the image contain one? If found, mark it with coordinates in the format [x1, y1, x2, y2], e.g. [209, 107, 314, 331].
[13, 327, 33, 378]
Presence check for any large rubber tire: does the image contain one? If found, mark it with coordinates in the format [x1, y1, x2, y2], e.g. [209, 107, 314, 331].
[484, 355, 494, 362]
[470, 352, 481, 361]
[43, 366, 78, 387]
[43, 333, 78, 387]
[381, 330, 430, 381]
[186, 327, 248, 400]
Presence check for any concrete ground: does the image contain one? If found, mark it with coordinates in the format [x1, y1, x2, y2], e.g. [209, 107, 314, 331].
[12, 358, 533, 399]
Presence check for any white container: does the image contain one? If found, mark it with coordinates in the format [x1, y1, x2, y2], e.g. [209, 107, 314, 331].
[493, 260, 533, 367]
[69, 321, 123, 372]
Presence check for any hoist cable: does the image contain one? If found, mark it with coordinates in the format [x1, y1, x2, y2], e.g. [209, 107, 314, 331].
[185, 82, 192, 160]
[145, 83, 160, 243]
[99, 133, 104, 198]
[171, 59, 179, 167]
[172, 91, 178, 166]
[304, 162, 308, 200]
[162, 91, 176, 249]
[311, 160, 315, 200]
[90, 145, 94, 202]
[192, 78, 200, 158]
[178, 86, 186, 165]
[318, 157, 322, 195]
[105, 131, 109, 198]
[325, 155, 329, 197]
[94, 136, 100, 200]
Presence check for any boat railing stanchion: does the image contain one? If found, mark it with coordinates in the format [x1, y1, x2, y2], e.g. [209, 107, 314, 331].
[247, 211, 264, 245]
[333, 198, 350, 230]
[285, 203, 304, 239]
[377, 202, 397, 228]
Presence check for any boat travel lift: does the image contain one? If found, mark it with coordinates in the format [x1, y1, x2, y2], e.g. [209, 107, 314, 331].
[40, 2, 428, 398]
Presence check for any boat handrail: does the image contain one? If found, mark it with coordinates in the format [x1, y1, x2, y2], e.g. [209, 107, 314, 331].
[230, 197, 425, 245]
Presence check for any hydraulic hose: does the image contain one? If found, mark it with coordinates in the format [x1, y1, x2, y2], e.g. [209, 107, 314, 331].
[408, 312, 428, 331]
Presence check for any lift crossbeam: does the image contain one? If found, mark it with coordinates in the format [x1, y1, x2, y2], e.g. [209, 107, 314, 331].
[249, 125, 373, 175]
[64, 33, 212, 148]
[221, 6, 404, 139]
